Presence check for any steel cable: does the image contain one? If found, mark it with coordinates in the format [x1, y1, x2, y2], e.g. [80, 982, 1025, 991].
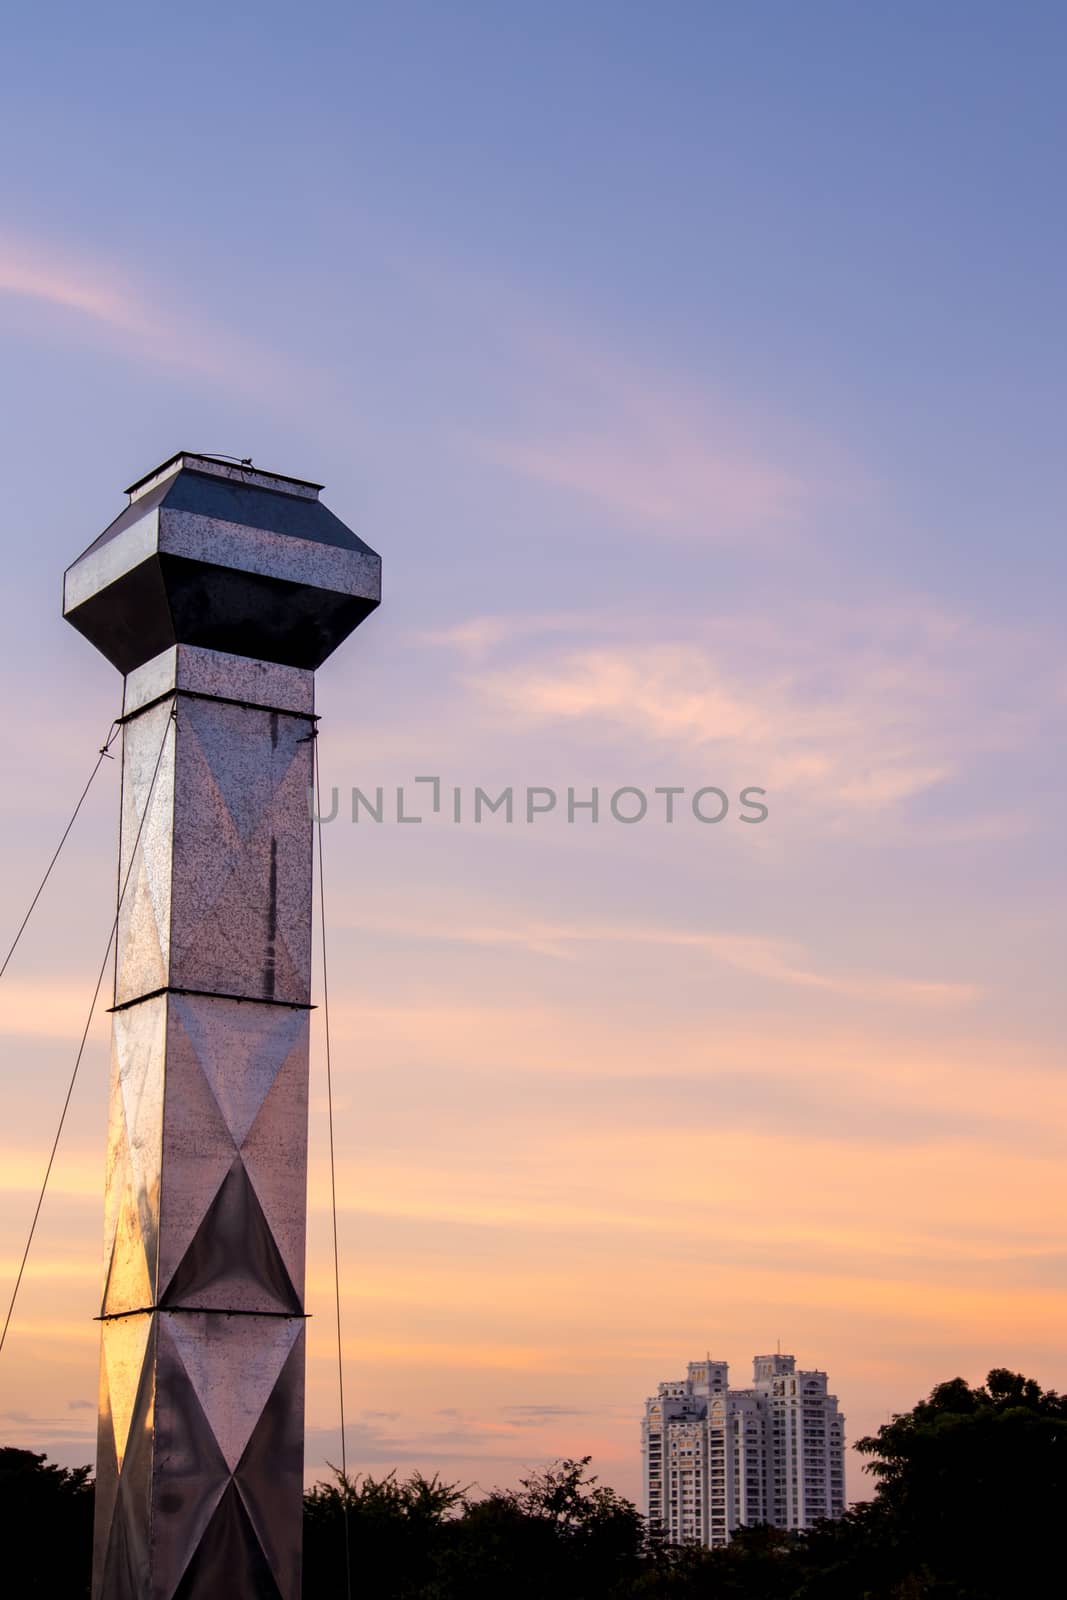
[314, 737, 354, 1600]
[0, 718, 120, 984]
[0, 705, 175, 1358]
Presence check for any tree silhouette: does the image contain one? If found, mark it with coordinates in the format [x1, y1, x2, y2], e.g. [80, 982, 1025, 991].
[303, 1466, 465, 1597]
[847, 1367, 1067, 1597]
[436, 1456, 647, 1599]
[8, 1369, 1067, 1596]
[0, 1447, 94, 1597]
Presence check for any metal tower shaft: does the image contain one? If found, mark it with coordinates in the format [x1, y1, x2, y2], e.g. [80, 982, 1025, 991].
[64, 454, 380, 1599]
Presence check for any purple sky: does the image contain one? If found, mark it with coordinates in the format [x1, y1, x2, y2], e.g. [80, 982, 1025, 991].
[1, 1, 1065, 1503]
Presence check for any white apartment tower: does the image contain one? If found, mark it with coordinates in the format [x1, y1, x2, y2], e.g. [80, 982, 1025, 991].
[642, 1354, 845, 1547]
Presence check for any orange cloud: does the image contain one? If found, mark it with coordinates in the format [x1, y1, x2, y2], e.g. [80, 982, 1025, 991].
[0, 979, 113, 1043]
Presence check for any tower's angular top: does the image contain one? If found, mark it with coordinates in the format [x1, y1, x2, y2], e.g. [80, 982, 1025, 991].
[64, 452, 381, 674]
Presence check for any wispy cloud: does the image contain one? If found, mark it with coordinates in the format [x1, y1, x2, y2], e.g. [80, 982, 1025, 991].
[422, 602, 1054, 826]
[504, 1404, 592, 1420]
[340, 909, 976, 1006]
[369, 239, 861, 544]
[0, 232, 298, 393]
[474, 430, 808, 539]
[458, 313, 861, 540]
[0, 248, 133, 326]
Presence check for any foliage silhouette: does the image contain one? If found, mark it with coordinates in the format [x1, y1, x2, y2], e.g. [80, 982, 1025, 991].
[9, 1369, 1066, 1596]
[303, 1465, 466, 1597]
[0, 1447, 94, 1597]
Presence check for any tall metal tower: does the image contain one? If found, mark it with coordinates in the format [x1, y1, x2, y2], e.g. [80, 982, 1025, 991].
[63, 452, 381, 1599]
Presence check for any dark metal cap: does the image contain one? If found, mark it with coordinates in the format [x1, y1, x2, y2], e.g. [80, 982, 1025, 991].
[63, 453, 381, 674]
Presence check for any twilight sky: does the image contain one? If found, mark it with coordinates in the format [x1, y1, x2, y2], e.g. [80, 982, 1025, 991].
[1, 2, 1066, 1504]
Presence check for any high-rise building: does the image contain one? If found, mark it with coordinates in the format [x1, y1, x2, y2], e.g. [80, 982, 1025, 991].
[641, 1354, 845, 1546]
